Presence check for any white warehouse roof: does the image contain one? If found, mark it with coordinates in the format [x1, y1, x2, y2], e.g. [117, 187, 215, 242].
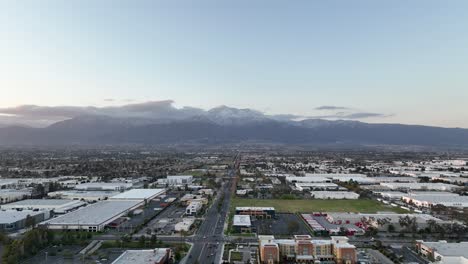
[110, 189, 165, 200]
[44, 200, 141, 226]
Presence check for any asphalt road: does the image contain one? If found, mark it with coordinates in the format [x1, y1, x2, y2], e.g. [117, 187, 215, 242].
[184, 153, 240, 264]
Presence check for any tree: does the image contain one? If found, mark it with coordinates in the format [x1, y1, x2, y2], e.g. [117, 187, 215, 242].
[138, 235, 146, 247]
[25, 215, 36, 228]
[387, 224, 395, 233]
[399, 216, 418, 235]
[150, 234, 157, 246]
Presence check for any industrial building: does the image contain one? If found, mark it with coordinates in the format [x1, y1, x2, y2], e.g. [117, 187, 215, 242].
[285, 176, 331, 183]
[380, 182, 461, 191]
[47, 190, 119, 202]
[109, 188, 166, 201]
[294, 182, 341, 191]
[1, 199, 86, 214]
[0, 189, 31, 204]
[112, 248, 172, 264]
[42, 200, 142, 232]
[235, 207, 275, 219]
[402, 193, 468, 208]
[310, 191, 359, 199]
[233, 215, 252, 233]
[74, 182, 132, 191]
[0, 210, 45, 231]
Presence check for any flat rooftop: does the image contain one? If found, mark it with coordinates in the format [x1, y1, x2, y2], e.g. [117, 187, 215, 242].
[233, 215, 251, 226]
[236, 206, 275, 211]
[110, 188, 165, 200]
[2, 199, 81, 207]
[45, 200, 141, 226]
[112, 248, 170, 264]
[0, 210, 43, 224]
[420, 241, 468, 258]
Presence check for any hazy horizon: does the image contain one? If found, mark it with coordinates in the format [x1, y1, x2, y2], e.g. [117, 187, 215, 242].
[1, 1, 468, 128]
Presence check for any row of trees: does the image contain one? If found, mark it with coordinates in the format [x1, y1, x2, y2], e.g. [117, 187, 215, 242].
[2, 228, 54, 264]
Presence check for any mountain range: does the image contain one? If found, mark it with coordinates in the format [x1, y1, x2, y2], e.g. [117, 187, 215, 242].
[0, 106, 467, 147]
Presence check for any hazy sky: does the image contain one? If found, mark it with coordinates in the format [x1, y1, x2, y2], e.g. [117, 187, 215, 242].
[1, 1, 468, 127]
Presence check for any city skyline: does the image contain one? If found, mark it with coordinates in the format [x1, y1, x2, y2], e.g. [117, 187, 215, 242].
[1, 1, 468, 128]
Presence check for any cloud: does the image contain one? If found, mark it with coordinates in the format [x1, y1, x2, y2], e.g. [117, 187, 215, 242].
[306, 111, 391, 120]
[0, 101, 392, 127]
[342, 112, 390, 119]
[0, 100, 205, 124]
[103, 98, 115, 102]
[315, 105, 350, 110]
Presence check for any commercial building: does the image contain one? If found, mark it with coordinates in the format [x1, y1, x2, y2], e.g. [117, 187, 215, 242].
[174, 218, 195, 232]
[0, 210, 45, 231]
[233, 215, 252, 233]
[47, 190, 119, 202]
[310, 191, 359, 200]
[332, 237, 357, 264]
[112, 248, 172, 264]
[74, 182, 132, 191]
[185, 201, 203, 216]
[42, 200, 142, 232]
[110, 189, 166, 201]
[1, 199, 86, 214]
[258, 235, 356, 264]
[157, 175, 193, 186]
[415, 240, 468, 263]
[236, 207, 275, 219]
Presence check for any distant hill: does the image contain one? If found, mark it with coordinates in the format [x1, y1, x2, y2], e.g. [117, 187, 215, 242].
[0, 114, 467, 147]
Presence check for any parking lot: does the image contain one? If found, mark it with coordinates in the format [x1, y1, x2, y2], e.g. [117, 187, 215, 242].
[252, 213, 311, 236]
[136, 203, 188, 236]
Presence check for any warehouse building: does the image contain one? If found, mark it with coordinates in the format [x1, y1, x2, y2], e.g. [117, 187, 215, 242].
[0, 189, 31, 204]
[402, 193, 468, 208]
[110, 188, 165, 201]
[112, 248, 172, 264]
[380, 182, 461, 191]
[294, 182, 341, 191]
[74, 182, 132, 191]
[0, 210, 45, 231]
[42, 200, 142, 232]
[310, 191, 360, 200]
[1, 199, 86, 214]
[47, 190, 119, 202]
[285, 176, 331, 183]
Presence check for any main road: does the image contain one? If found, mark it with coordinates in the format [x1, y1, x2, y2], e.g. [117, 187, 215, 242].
[184, 152, 240, 264]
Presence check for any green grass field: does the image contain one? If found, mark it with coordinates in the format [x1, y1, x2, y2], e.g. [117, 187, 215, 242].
[231, 198, 407, 213]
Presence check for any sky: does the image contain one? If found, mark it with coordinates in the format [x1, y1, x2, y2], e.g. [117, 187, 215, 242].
[1, 1, 468, 128]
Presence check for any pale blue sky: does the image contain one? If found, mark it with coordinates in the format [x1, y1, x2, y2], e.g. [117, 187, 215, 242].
[1, 1, 468, 127]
